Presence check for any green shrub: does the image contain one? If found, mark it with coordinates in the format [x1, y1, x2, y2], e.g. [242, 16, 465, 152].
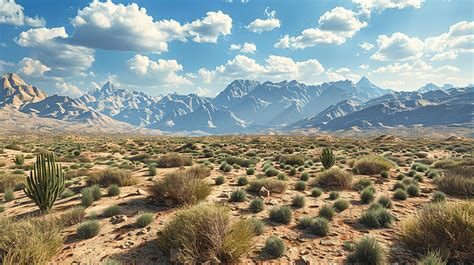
[81, 187, 94, 207]
[300, 172, 310, 181]
[86, 169, 138, 187]
[417, 251, 446, 265]
[333, 199, 350, 212]
[225, 156, 252, 167]
[3, 187, 14, 202]
[361, 187, 376, 204]
[377, 195, 393, 208]
[237, 176, 248, 186]
[346, 237, 385, 265]
[246, 167, 255, 175]
[311, 188, 322, 197]
[0, 174, 25, 192]
[318, 204, 335, 221]
[230, 189, 247, 202]
[13, 154, 25, 166]
[294, 180, 306, 191]
[393, 189, 408, 200]
[265, 167, 279, 177]
[313, 168, 352, 189]
[435, 166, 473, 198]
[156, 153, 192, 168]
[90, 185, 102, 200]
[249, 218, 264, 235]
[280, 154, 305, 166]
[60, 188, 74, 198]
[289, 168, 297, 176]
[59, 206, 86, 226]
[310, 217, 329, 236]
[250, 198, 264, 212]
[407, 184, 420, 197]
[269, 206, 293, 224]
[360, 203, 393, 228]
[380, 170, 389, 178]
[103, 204, 121, 217]
[353, 156, 395, 175]
[297, 216, 313, 229]
[107, 184, 120, 196]
[320, 148, 335, 169]
[400, 201, 473, 261]
[262, 236, 286, 259]
[215, 176, 225, 185]
[329, 191, 339, 200]
[136, 213, 154, 228]
[148, 164, 157, 176]
[431, 191, 446, 203]
[156, 203, 255, 262]
[247, 179, 287, 194]
[77, 220, 100, 239]
[353, 178, 372, 191]
[292, 195, 305, 208]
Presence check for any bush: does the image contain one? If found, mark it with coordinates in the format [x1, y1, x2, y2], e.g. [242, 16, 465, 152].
[280, 154, 305, 166]
[377, 195, 393, 208]
[107, 184, 120, 196]
[333, 199, 350, 212]
[269, 206, 293, 224]
[81, 187, 95, 207]
[247, 179, 287, 194]
[156, 153, 192, 168]
[436, 166, 473, 198]
[346, 237, 385, 265]
[361, 187, 376, 204]
[86, 169, 138, 187]
[313, 168, 352, 189]
[225, 156, 252, 168]
[148, 164, 157, 176]
[407, 184, 420, 197]
[0, 217, 63, 264]
[230, 189, 247, 202]
[318, 204, 335, 221]
[215, 176, 225, 185]
[265, 167, 279, 177]
[431, 191, 446, 203]
[60, 188, 74, 198]
[400, 201, 473, 261]
[353, 178, 373, 191]
[300, 172, 310, 181]
[0, 174, 25, 192]
[3, 187, 14, 202]
[262, 236, 286, 259]
[353, 156, 396, 175]
[393, 189, 408, 200]
[90, 185, 102, 200]
[417, 251, 446, 265]
[250, 198, 264, 212]
[237, 176, 248, 186]
[310, 217, 330, 236]
[294, 180, 306, 191]
[360, 203, 393, 228]
[103, 204, 121, 217]
[249, 218, 264, 235]
[59, 206, 86, 226]
[156, 203, 255, 262]
[149, 167, 212, 205]
[329, 191, 339, 200]
[77, 220, 100, 239]
[246, 167, 255, 175]
[297, 216, 313, 229]
[136, 213, 154, 228]
[292, 195, 305, 208]
[380, 170, 389, 178]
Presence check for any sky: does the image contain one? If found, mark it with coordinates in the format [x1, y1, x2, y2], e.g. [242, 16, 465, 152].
[0, 0, 473, 97]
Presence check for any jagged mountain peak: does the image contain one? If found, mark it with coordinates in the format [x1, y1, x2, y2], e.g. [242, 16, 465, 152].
[2, 72, 28, 87]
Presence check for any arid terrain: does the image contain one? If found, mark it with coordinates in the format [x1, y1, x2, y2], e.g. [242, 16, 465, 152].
[0, 134, 472, 264]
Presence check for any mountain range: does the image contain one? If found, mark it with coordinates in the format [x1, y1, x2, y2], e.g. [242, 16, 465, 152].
[0, 72, 472, 134]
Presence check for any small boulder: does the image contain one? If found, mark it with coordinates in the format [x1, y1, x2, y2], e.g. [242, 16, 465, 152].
[259, 187, 270, 197]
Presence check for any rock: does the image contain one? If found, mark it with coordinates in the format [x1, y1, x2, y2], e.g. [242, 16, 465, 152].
[137, 226, 152, 235]
[259, 187, 270, 197]
[320, 239, 339, 246]
[110, 215, 127, 224]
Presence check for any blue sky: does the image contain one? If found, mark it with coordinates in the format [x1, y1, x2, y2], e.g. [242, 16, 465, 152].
[0, 0, 473, 97]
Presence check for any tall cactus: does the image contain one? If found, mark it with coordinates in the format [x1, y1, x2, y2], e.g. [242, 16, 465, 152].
[320, 148, 335, 169]
[23, 153, 65, 213]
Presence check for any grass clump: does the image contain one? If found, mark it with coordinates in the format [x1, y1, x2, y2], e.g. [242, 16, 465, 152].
[294, 180, 306, 191]
[269, 206, 293, 224]
[59, 206, 86, 226]
[431, 191, 446, 203]
[215, 176, 225, 185]
[292, 195, 305, 208]
[157, 203, 255, 263]
[353, 156, 395, 175]
[262, 236, 286, 259]
[333, 199, 350, 212]
[311, 188, 322, 197]
[417, 251, 446, 265]
[346, 237, 385, 265]
[230, 189, 247, 202]
[107, 184, 120, 196]
[136, 213, 154, 228]
[247, 179, 287, 194]
[313, 168, 352, 189]
[76, 220, 100, 239]
[86, 169, 138, 187]
[250, 197, 264, 212]
[103, 204, 121, 217]
[237, 176, 248, 186]
[435, 166, 473, 198]
[360, 203, 393, 228]
[400, 201, 473, 262]
[360, 187, 376, 204]
[310, 217, 330, 236]
[318, 204, 335, 221]
[156, 153, 192, 168]
[393, 189, 408, 200]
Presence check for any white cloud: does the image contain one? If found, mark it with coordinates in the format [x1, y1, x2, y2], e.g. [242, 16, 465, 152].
[16, 27, 95, 77]
[53, 82, 82, 97]
[70, 1, 231, 52]
[247, 18, 280, 33]
[127, 54, 191, 86]
[425, 21, 474, 61]
[371, 32, 423, 61]
[275, 7, 366, 49]
[0, 0, 46, 27]
[0, 60, 14, 71]
[359, 41, 374, 51]
[353, 0, 424, 12]
[326, 68, 360, 82]
[196, 87, 212, 97]
[359, 64, 370, 69]
[228, 42, 256, 54]
[264, 7, 276, 18]
[18, 57, 50, 77]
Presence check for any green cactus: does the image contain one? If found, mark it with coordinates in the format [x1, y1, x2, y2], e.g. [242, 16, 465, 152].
[13, 153, 24, 165]
[320, 148, 335, 170]
[23, 153, 65, 213]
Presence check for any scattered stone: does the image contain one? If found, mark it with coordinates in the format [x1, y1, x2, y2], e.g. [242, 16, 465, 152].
[110, 215, 127, 224]
[259, 187, 270, 197]
[320, 239, 339, 246]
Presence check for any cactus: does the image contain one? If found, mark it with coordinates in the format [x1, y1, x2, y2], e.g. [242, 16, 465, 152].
[13, 153, 24, 165]
[23, 153, 65, 213]
[320, 148, 335, 169]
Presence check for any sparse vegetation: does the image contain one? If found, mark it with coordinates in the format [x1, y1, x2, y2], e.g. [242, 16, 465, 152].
[353, 156, 396, 175]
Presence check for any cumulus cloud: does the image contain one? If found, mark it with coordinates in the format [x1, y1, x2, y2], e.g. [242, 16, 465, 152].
[359, 41, 374, 51]
[326, 68, 360, 82]
[353, 0, 424, 12]
[371, 32, 423, 61]
[53, 82, 82, 97]
[274, 7, 366, 49]
[425, 21, 474, 61]
[126, 54, 191, 86]
[0, 60, 15, 71]
[18, 57, 50, 77]
[247, 7, 280, 33]
[16, 27, 95, 77]
[228, 42, 256, 54]
[70, 1, 231, 53]
[0, 0, 46, 27]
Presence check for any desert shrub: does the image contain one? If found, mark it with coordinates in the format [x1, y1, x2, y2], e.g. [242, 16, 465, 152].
[400, 201, 473, 261]
[407, 184, 420, 197]
[412, 163, 429, 172]
[215, 176, 225, 185]
[262, 236, 286, 259]
[431, 191, 446, 203]
[136, 213, 154, 228]
[417, 251, 447, 265]
[148, 168, 211, 205]
[155, 153, 192, 168]
[250, 198, 264, 212]
[269, 206, 293, 224]
[0, 217, 63, 264]
[289, 168, 297, 176]
[246, 167, 255, 175]
[86, 169, 138, 187]
[103, 204, 121, 217]
[157, 203, 255, 262]
[300, 172, 310, 181]
[0, 205, 4, 212]
[309, 217, 329, 236]
[237, 176, 248, 186]
[249, 218, 264, 235]
[90, 185, 102, 200]
[380, 170, 389, 178]
[13, 154, 24, 166]
[393, 189, 408, 200]
[333, 199, 350, 212]
[353, 178, 372, 191]
[353, 156, 395, 175]
[414, 174, 424, 183]
[377, 195, 393, 208]
[3, 187, 14, 202]
[107, 184, 120, 196]
[318, 204, 335, 221]
[313, 168, 352, 189]
[393, 181, 407, 191]
[81, 187, 96, 207]
[292, 195, 305, 208]
[346, 237, 385, 265]
[59, 206, 86, 226]
[277, 172, 287, 180]
[311, 188, 322, 197]
[297, 216, 313, 229]
[436, 166, 473, 198]
[220, 163, 232, 172]
[0, 174, 25, 192]
[280, 154, 305, 166]
[225, 156, 253, 168]
[361, 187, 376, 204]
[265, 167, 279, 177]
[360, 203, 393, 228]
[230, 189, 247, 202]
[329, 191, 339, 200]
[184, 166, 211, 179]
[247, 179, 287, 194]
[60, 188, 74, 198]
[294, 180, 306, 191]
[77, 220, 100, 239]
[148, 164, 157, 176]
